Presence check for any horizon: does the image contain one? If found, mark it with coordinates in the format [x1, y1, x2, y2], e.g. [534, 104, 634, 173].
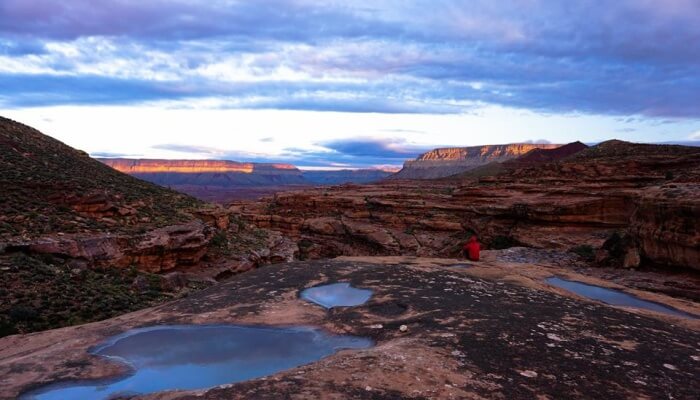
[2, 1, 700, 168]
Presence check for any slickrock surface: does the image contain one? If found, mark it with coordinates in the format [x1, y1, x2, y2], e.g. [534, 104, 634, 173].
[1, 257, 698, 400]
[236, 141, 700, 274]
[390, 143, 561, 180]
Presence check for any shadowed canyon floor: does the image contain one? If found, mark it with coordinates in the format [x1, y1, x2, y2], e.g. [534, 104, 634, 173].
[2, 256, 699, 400]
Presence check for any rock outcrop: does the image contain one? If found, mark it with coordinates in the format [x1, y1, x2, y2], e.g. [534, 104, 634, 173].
[390, 143, 561, 179]
[7, 221, 212, 273]
[236, 141, 700, 271]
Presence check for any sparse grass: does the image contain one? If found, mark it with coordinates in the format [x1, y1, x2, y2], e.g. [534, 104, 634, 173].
[0, 116, 203, 240]
[0, 253, 207, 338]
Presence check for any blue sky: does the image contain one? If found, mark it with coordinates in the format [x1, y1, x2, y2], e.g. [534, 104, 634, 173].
[1, 0, 699, 168]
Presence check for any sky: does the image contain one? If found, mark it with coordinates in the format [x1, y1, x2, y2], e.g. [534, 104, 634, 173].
[1, 0, 699, 168]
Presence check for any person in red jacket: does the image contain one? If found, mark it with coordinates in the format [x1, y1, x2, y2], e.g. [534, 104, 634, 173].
[464, 236, 481, 261]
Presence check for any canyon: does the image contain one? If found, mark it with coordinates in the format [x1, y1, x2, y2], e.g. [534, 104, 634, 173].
[99, 158, 393, 202]
[236, 140, 700, 291]
[2, 116, 700, 399]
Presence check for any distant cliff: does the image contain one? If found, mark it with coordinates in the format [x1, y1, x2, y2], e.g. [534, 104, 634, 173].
[389, 143, 562, 179]
[99, 159, 308, 187]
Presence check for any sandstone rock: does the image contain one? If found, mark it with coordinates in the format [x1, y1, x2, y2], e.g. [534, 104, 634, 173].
[235, 141, 700, 271]
[18, 221, 212, 273]
[623, 247, 641, 269]
[390, 143, 562, 180]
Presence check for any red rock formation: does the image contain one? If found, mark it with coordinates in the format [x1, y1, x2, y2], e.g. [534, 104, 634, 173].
[390, 143, 562, 179]
[101, 158, 298, 174]
[236, 141, 700, 271]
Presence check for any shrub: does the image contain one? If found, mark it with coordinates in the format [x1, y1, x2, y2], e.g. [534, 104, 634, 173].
[9, 305, 38, 322]
[571, 245, 595, 262]
[210, 230, 229, 248]
[490, 235, 517, 250]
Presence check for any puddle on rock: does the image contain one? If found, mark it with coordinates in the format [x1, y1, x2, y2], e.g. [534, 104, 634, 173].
[22, 325, 373, 400]
[300, 282, 373, 308]
[546, 277, 697, 319]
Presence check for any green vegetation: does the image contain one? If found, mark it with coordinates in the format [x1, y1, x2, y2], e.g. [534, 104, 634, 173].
[0, 253, 208, 338]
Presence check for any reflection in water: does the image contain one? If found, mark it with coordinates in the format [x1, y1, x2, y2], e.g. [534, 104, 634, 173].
[546, 277, 697, 319]
[300, 282, 373, 308]
[22, 325, 373, 400]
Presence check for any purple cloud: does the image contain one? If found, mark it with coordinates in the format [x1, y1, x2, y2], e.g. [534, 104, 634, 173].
[0, 1, 699, 118]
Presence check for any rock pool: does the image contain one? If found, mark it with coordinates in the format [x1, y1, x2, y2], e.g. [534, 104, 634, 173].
[21, 324, 373, 400]
[300, 282, 373, 308]
[546, 277, 697, 319]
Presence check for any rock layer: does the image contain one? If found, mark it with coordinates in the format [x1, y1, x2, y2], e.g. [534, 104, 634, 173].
[236, 141, 700, 271]
[100, 158, 308, 187]
[390, 143, 561, 179]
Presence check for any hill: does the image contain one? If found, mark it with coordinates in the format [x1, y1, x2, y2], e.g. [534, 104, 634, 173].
[0, 117, 296, 336]
[0, 117, 202, 240]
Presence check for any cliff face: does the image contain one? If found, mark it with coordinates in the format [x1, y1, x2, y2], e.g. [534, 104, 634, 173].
[390, 143, 562, 179]
[236, 140, 700, 272]
[100, 160, 396, 190]
[100, 159, 308, 187]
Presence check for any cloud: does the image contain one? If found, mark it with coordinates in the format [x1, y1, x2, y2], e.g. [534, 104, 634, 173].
[91, 151, 142, 158]
[151, 144, 226, 156]
[691, 131, 700, 140]
[0, 1, 699, 118]
[522, 139, 552, 144]
[148, 137, 433, 167]
[320, 137, 431, 159]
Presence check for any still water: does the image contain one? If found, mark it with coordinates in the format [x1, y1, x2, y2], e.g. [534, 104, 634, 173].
[300, 282, 373, 308]
[546, 277, 697, 319]
[22, 324, 373, 400]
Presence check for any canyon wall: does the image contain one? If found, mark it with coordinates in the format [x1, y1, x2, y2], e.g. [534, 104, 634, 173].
[236, 141, 700, 271]
[390, 143, 562, 180]
[100, 159, 308, 187]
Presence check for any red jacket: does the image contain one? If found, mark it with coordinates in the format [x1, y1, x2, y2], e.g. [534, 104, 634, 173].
[464, 237, 481, 261]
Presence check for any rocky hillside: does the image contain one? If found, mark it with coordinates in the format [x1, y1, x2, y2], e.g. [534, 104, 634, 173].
[0, 117, 296, 336]
[0, 118, 203, 240]
[236, 140, 700, 276]
[390, 143, 561, 180]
